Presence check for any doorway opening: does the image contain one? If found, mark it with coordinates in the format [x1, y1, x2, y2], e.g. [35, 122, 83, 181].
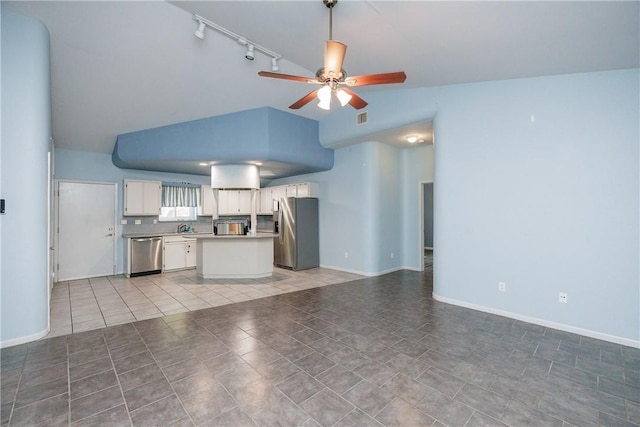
[420, 181, 434, 273]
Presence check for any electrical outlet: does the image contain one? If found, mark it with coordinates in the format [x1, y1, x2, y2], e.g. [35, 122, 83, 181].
[390, 252, 394, 259]
[498, 282, 506, 292]
[120, 219, 127, 225]
[134, 219, 141, 225]
[344, 252, 349, 259]
[559, 292, 568, 303]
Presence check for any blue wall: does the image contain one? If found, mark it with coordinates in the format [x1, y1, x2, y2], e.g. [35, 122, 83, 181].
[1, 12, 52, 346]
[321, 69, 639, 345]
[271, 141, 433, 276]
[55, 149, 212, 274]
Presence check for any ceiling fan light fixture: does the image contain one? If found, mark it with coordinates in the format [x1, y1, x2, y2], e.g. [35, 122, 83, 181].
[318, 97, 331, 110]
[317, 85, 332, 110]
[336, 88, 352, 107]
[194, 21, 206, 39]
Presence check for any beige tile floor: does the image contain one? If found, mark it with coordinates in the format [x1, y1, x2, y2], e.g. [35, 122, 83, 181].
[47, 267, 363, 338]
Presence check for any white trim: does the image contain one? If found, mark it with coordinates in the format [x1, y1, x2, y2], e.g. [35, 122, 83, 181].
[319, 264, 412, 277]
[1, 328, 49, 349]
[432, 292, 640, 349]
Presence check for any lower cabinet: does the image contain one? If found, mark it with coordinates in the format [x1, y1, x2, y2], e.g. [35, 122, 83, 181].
[163, 236, 196, 271]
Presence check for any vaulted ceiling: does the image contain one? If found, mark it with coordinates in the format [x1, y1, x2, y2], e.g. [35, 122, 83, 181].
[4, 1, 639, 158]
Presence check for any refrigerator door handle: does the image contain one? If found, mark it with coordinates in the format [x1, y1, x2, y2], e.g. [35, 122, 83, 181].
[278, 208, 283, 243]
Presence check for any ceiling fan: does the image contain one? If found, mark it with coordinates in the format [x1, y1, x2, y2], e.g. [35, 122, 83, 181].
[257, 0, 406, 110]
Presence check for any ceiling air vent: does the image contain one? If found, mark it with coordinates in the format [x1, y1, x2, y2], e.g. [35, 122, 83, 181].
[356, 111, 368, 126]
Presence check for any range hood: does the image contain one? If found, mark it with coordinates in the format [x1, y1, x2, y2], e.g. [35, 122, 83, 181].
[211, 164, 259, 190]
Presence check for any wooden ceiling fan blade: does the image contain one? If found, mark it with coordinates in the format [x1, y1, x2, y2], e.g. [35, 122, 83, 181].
[324, 40, 347, 78]
[341, 87, 368, 110]
[258, 71, 317, 84]
[289, 89, 320, 109]
[345, 71, 407, 87]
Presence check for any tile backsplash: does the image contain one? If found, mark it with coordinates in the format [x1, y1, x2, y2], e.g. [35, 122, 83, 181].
[121, 214, 274, 235]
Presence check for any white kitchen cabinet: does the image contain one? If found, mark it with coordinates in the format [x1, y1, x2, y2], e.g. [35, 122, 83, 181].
[259, 188, 273, 214]
[219, 190, 252, 215]
[163, 241, 186, 271]
[285, 184, 298, 198]
[294, 182, 318, 197]
[271, 186, 286, 208]
[163, 236, 196, 271]
[185, 241, 196, 267]
[200, 185, 215, 216]
[124, 180, 162, 216]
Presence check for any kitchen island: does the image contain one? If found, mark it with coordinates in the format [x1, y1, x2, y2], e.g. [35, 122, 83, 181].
[193, 233, 275, 279]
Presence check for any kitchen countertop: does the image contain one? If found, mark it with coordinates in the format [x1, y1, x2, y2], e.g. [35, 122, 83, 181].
[191, 232, 276, 239]
[122, 232, 211, 238]
[122, 231, 276, 239]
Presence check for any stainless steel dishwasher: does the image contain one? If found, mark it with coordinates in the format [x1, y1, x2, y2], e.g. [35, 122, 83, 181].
[130, 237, 163, 276]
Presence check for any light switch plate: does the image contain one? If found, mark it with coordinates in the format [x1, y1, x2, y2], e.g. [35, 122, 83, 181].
[120, 219, 127, 225]
[134, 219, 141, 225]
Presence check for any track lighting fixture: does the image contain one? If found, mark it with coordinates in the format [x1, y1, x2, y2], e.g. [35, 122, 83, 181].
[245, 44, 255, 60]
[194, 21, 206, 40]
[192, 14, 282, 70]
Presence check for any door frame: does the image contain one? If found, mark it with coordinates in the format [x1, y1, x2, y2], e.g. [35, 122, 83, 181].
[418, 180, 434, 272]
[54, 179, 118, 282]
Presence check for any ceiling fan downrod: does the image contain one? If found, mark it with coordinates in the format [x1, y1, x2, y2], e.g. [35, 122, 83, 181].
[323, 0, 337, 40]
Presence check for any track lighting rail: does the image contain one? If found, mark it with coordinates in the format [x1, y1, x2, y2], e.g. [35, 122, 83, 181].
[192, 14, 282, 70]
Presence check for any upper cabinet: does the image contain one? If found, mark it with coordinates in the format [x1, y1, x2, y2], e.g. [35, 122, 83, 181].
[291, 182, 318, 198]
[259, 183, 318, 214]
[123, 180, 161, 216]
[219, 190, 252, 215]
[200, 185, 215, 216]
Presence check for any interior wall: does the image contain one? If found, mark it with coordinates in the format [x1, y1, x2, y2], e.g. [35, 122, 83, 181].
[321, 69, 639, 345]
[271, 140, 432, 276]
[433, 70, 639, 344]
[54, 149, 211, 274]
[401, 144, 435, 270]
[1, 12, 52, 346]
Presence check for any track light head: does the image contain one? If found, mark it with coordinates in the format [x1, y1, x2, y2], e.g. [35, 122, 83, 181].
[194, 21, 206, 39]
[245, 44, 255, 60]
[271, 58, 279, 72]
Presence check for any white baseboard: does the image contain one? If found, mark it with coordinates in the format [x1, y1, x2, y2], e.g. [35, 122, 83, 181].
[1, 327, 50, 349]
[432, 293, 640, 349]
[320, 264, 411, 277]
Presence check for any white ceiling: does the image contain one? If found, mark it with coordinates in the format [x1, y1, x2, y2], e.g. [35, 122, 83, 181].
[4, 1, 639, 154]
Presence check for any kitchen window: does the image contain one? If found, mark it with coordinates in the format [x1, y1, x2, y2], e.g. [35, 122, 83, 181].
[158, 183, 200, 222]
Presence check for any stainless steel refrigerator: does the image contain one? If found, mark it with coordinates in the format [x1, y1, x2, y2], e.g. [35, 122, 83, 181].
[274, 197, 319, 270]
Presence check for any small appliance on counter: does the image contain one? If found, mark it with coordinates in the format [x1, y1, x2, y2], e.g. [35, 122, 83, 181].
[214, 219, 249, 235]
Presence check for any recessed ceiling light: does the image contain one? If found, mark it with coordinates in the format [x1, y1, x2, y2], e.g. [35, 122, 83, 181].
[406, 135, 418, 143]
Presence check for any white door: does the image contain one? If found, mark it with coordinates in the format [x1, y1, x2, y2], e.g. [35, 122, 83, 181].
[57, 181, 117, 281]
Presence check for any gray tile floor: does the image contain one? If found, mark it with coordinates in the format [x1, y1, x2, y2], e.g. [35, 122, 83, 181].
[47, 267, 363, 337]
[2, 267, 639, 427]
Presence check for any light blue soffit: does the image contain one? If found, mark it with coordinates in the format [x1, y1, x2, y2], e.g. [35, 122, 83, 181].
[112, 107, 334, 179]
